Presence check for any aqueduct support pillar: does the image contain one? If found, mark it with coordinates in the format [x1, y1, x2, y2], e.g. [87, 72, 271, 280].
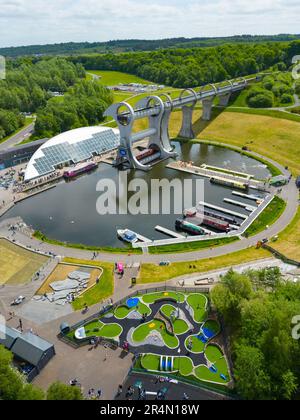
[202, 98, 214, 121]
[179, 105, 195, 139]
[219, 93, 231, 107]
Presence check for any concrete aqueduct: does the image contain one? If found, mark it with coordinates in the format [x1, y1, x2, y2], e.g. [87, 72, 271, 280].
[104, 77, 258, 171]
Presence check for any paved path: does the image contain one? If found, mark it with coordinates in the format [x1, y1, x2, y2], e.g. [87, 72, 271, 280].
[0, 122, 35, 151]
[0, 141, 298, 265]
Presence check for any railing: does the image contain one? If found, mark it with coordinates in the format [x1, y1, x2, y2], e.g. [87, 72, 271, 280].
[58, 285, 210, 348]
[262, 244, 300, 267]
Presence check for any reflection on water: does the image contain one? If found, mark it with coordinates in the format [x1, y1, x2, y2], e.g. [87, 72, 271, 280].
[3, 143, 270, 247]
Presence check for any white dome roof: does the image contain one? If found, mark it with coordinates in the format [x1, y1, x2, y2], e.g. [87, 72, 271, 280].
[25, 126, 120, 181]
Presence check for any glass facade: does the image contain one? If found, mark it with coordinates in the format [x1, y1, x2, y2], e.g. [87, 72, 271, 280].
[32, 129, 119, 177]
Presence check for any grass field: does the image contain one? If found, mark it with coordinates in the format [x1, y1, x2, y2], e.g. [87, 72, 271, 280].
[149, 236, 239, 254]
[133, 109, 300, 176]
[243, 196, 287, 237]
[0, 239, 48, 285]
[87, 70, 153, 86]
[62, 258, 114, 310]
[138, 247, 270, 285]
[272, 207, 300, 260]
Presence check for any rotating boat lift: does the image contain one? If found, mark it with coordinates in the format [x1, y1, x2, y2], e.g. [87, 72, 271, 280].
[104, 76, 256, 171]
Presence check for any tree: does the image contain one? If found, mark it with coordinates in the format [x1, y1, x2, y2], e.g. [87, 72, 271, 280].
[47, 382, 83, 400]
[281, 371, 298, 400]
[0, 345, 45, 400]
[234, 344, 271, 400]
[211, 269, 252, 326]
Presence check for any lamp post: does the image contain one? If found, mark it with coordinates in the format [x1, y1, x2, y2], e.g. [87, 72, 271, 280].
[178, 348, 181, 376]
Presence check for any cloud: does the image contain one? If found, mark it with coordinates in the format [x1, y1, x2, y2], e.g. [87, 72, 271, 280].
[0, 0, 299, 47]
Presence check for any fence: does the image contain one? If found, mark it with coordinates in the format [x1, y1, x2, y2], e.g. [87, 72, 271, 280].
[58, 285, 210, 348]
[262, 244, 300, 267]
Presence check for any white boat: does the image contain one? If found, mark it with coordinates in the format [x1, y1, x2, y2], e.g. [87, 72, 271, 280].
[117, 229, 138, 244]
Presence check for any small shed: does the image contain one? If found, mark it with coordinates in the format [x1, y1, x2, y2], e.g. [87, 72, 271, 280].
[0, 324, 21, 350]
[10, 332, 55, 382]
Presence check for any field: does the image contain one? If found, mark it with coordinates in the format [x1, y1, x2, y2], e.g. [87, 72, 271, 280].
[243, 196, 287, 237]
[0, 239, 48, 285]
[272, 207, 300, 260]
[133, 109, 300, 175]
[138, 247, 270, 284]
[87, 70, 153, 86]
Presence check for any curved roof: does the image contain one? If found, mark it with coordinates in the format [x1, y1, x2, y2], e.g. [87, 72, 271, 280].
[25, 126, 120, 181]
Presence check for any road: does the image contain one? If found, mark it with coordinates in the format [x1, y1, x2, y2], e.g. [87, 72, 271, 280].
[0, 140, 298, 264]
[0, 121, 35, 152]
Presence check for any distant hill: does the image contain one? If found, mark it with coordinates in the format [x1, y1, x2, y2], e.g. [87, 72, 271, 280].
[1, 34, 300, 57]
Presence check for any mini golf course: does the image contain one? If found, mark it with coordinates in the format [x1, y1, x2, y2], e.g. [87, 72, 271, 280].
[70, 290, 231, 386]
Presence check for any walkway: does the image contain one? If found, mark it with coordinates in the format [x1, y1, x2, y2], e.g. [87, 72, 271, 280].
[0, 141, 298, 264]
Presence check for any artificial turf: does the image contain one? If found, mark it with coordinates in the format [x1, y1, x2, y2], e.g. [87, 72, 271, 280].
[187, 294, 208, 323]
[185, 335, 205, 354]
[142, 291, 185, 304]
[84, 320, 122, 338]
[132, 320, 179, 349]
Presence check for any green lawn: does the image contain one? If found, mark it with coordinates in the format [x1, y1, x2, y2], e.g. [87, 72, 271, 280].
[141, 354, 161, 371]
[138, 247, 270, 285]
[160, 304, 177, 319]
[132, 320, 179, 349]
[142, 291, 185, 304]
[114, 302, 151, 319]
[243, 196, 287, 237]
[185, 335, 205, 354]
[64, 258, 114, 311]
[173, 319, 189, 335]
[87, 70, 153, 86]
[195, 363, 229, 384]
[149, 236, 239, 254]
[84, 320, 122, 338]
[187, 294, 208, 323]
[141, 354, 194, 376]
[173, 357, 194, 376]
[205, 345, 223, 364]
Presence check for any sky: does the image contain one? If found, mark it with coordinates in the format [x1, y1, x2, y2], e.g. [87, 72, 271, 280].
[0, 0, 299, 48]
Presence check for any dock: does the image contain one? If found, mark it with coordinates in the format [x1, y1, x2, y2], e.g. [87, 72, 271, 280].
[155, 226, 185, 239]
[166, 161, 267, 190]
[232, 191, 264, 203]
[224, 198, 256, 212]
[136, 233, 152, 243]
[198, 201, 248, 220]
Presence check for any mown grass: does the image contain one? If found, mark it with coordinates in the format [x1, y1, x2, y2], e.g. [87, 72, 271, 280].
[62, 258, 114, 310]
[138, 247, 270, 285]
[132, 109, 300, 177]
[33, 230, 142, 254]
[149, 236, 239, 254]
[244, 196, 286, 237]
[243, 196, 287, 237]
[272, 206, 300, 261]
[87, 70, 153, 86]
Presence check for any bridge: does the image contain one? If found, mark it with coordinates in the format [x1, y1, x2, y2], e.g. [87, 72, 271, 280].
[104, 76, 260, 171]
